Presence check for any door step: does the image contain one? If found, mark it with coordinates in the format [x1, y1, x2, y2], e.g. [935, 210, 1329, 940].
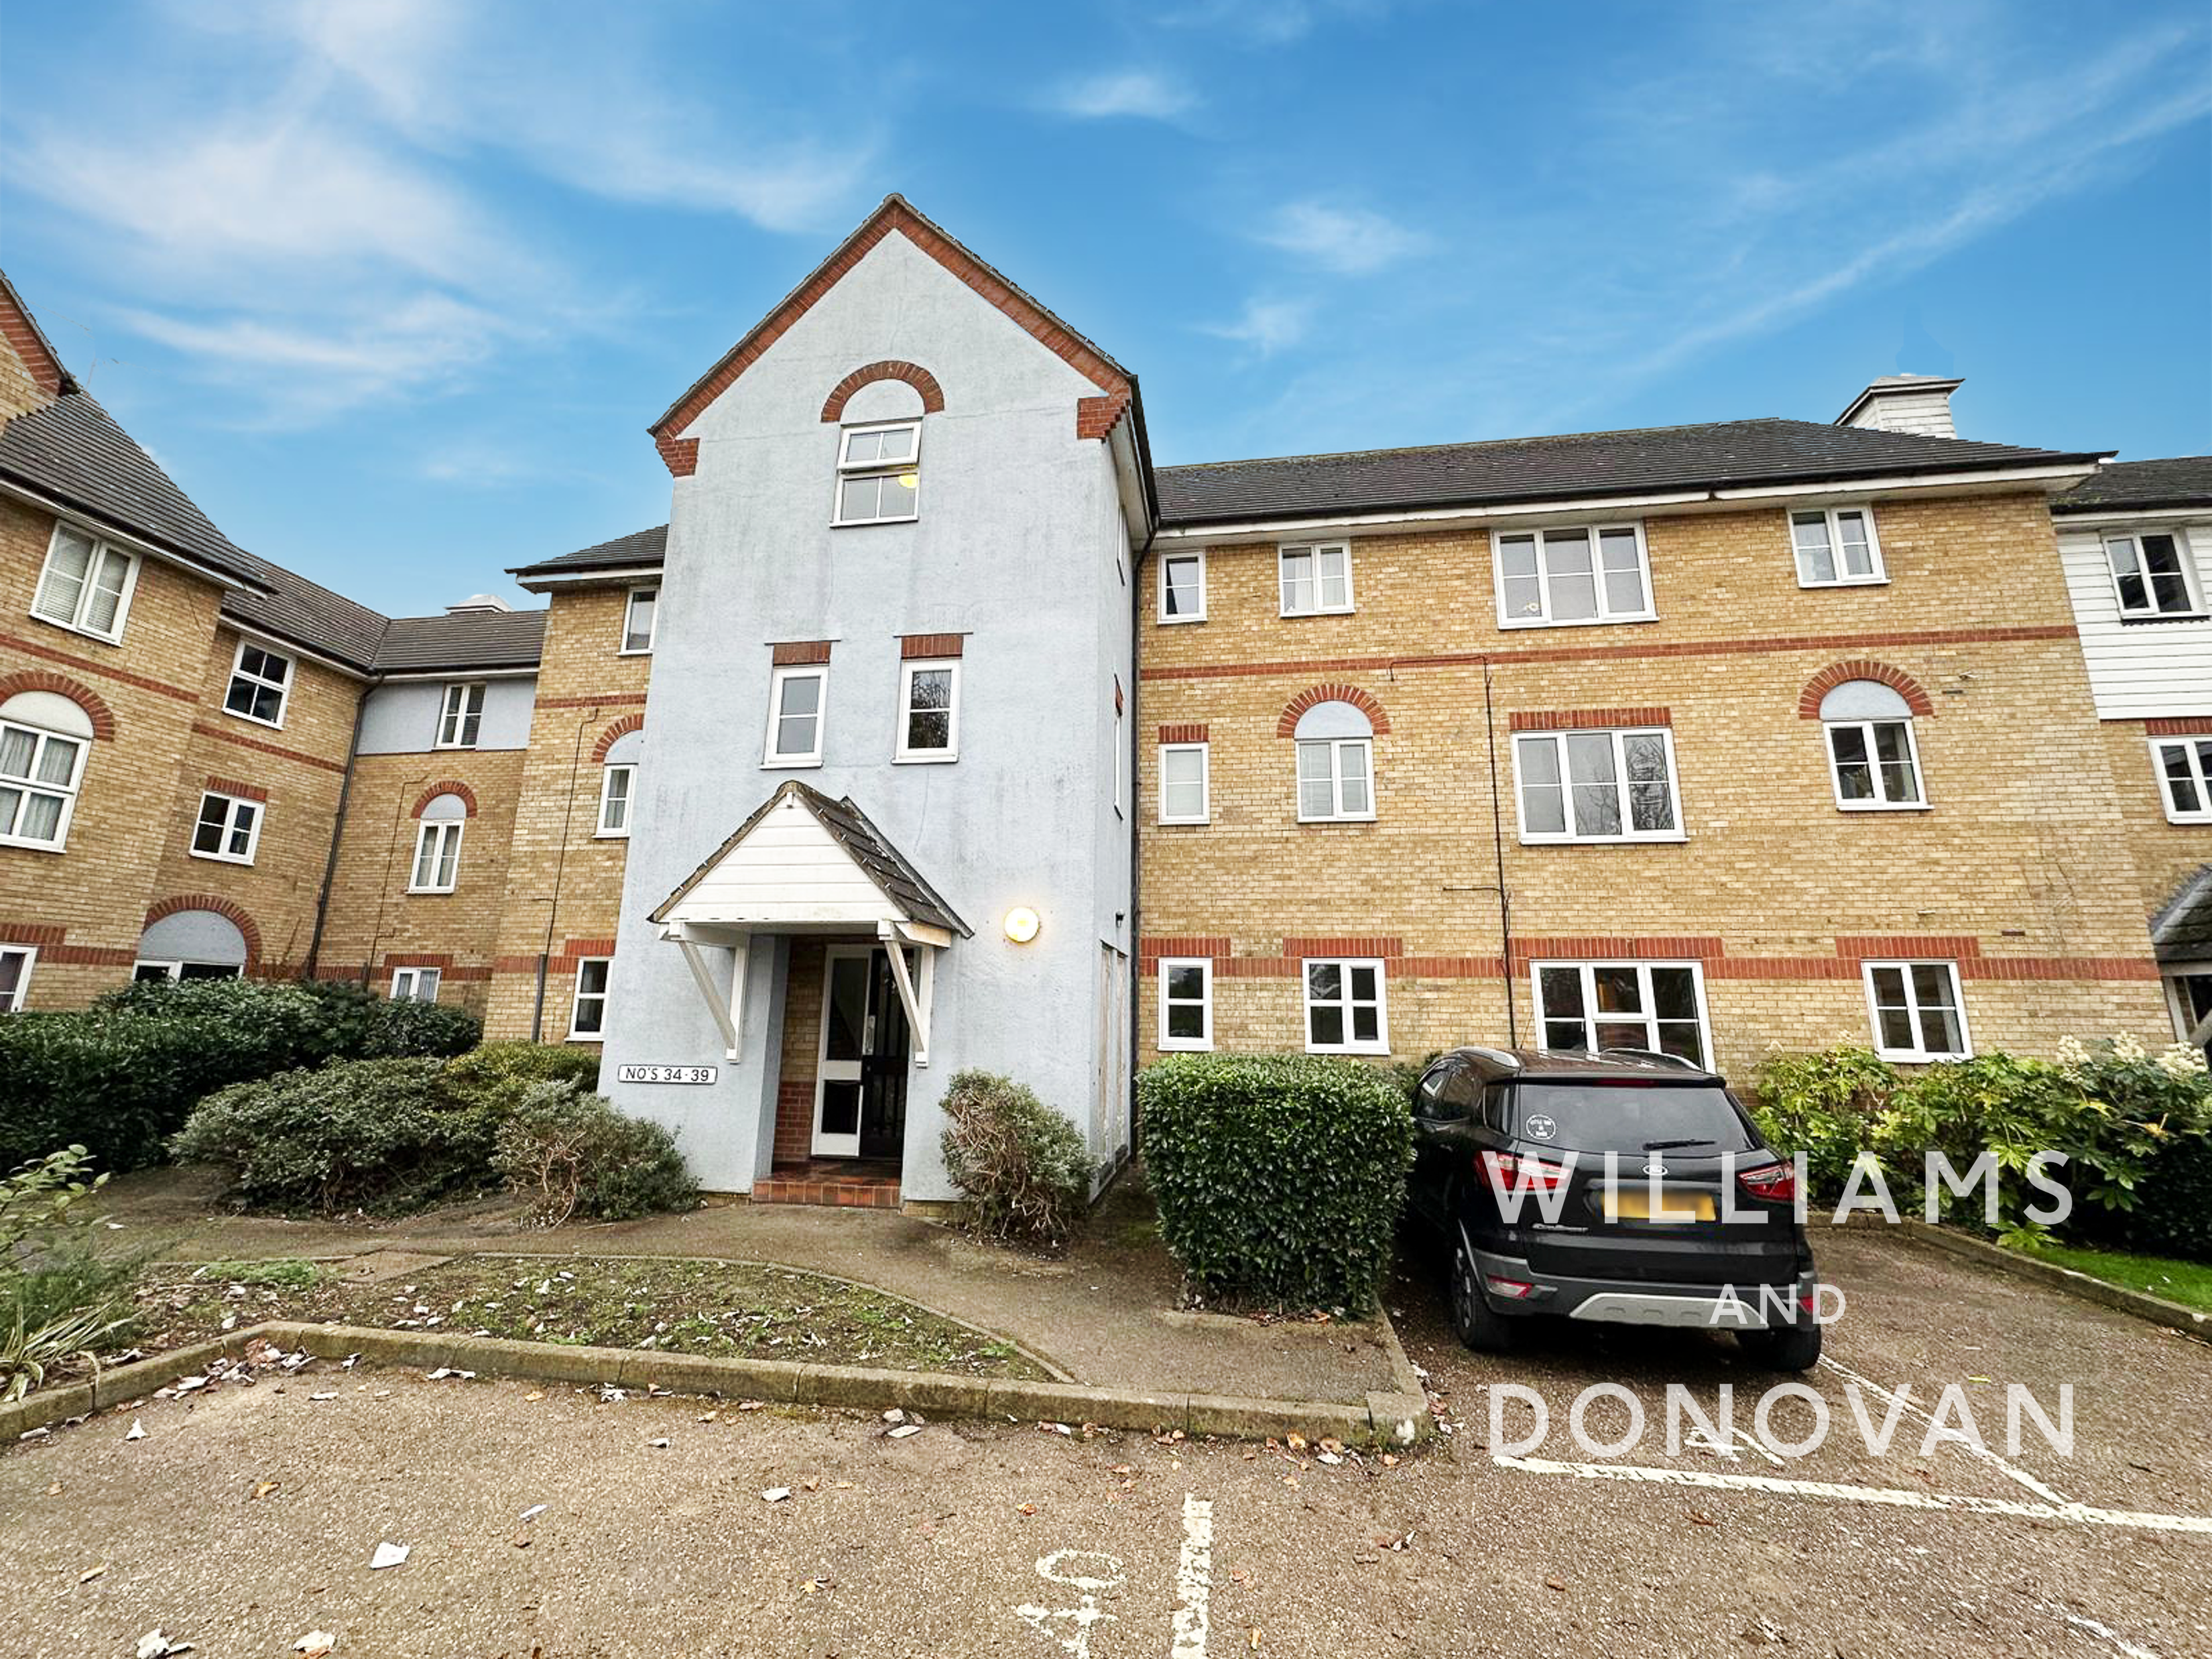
[755, 1161, 902, 1209]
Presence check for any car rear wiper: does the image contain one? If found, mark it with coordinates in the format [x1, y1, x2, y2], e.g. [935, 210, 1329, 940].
[1642, 1138, 1718, 1151]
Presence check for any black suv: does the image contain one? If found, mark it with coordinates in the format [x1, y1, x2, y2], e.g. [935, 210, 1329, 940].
[1406, 1046, 1823, 1369]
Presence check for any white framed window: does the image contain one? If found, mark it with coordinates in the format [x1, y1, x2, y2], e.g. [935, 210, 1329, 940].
[1303, 958, 1388, 1054]
[0, 944, 35, 1012]
[133, 959, 241, 983]
[621, 587, 658, 654]
[390, 966, 442, 1003]
[896, 660, 959, 762]
[1863, 961, 1970, 1061]
[2166, 968, 2212, 1050]
[31, 524, 137, 643]
[2152, 737, 2212, 823]
[2103, 529, 2203, 619]
[223, 641, 292, 727]
[1790, 507, 1885, 587]
[569, 957, 611, 1040]
[410, 818, 463, 893]
[1533, 962, 1711, 1067]
[189, 791, 261, 865]
[765, 665, 827, 767]
[1160, 550, 1207, 623]
[1278, 542, 1353, 617]
[1817, 680, 1926, 810]
[436, 682, 487, 749]
[0, 718, 88, 851]
[1513, 727, 1680, 842]
[1159, 743, 1210, 824]
[833, 420, 921, 526]
[1493, 524, 1652, 627]
[597, 762, 635, 837]
[1158, 957, 1213, 1050]
[1296, 737, 1373, 822]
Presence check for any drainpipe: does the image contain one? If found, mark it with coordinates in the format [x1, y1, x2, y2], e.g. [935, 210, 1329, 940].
[530, 706, 599, 1042]
[302, 688, 371, 983]
[1125, 515, 1154, 1168]
[1482, 657, 1518, 1045]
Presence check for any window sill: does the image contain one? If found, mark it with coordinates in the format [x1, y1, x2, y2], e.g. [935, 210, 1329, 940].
[1157, 613, 1208, 625]
[1871, 1048, 1973, 1064]
[1836, 802, 1933, 813]
[893, 753, 958, 765]
[1518, 832, 1688, 846]
[1279, 606, 1356, 620]
[1307, 1043, 1390, 1057]
[432, 743, 481, 753]
[616, 648, 654, 658]
[761, 758, 824, 770]
[829, 514, 920, 530]
[2160, 813, 2212, 826]
[27, 613, 125, 648]
[0, 837, 66, 855]
[1159, 1039, 1215, 1052]
[592, 830, 631, 841]
[2119, 613, 2211, 626]
[1798, 576, 1890, 590]
[567, 1031, 607, 1044]
[1297, 813, 1378, 825]
[406, 887, 458, 896]
[1496, 613, 1659, 631]
[188, 850, 256, 867]
[221, 708, 287, 732]
[1158, 816, 1211, 828]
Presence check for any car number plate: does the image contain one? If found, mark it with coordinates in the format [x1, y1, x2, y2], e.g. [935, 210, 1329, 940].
[1603, 1187, 1716, 1222]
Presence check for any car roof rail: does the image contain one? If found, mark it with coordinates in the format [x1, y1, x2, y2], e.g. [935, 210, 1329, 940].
[1594, 1047, 1705, 1071]
[1459, 1045, 1523, 1073]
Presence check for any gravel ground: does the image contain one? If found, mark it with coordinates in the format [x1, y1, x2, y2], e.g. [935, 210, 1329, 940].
[3, 1229, 2208, 1658]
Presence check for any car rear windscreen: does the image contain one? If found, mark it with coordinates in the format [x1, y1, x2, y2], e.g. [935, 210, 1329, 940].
[1510, 1083, 1756, 1156]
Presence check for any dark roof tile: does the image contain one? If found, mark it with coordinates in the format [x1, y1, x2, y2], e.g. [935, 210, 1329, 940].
[219, 550, 389, 672]
[2052, 456, 2212, 515]
[511, 524, 668, 579]
[371, 609, 546, 674]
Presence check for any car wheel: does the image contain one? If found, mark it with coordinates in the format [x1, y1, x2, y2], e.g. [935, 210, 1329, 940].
[1739, 1321, 1823, 1371]
[1449, 1232, 1518, 1354]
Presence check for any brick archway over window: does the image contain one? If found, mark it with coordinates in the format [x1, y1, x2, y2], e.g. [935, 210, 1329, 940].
[143, 894, 261, 966]
[820, 360, 946, 423]
[0, 669, 116, 739]
[1797, 660, 1934, 720]
[1276, 683, 1392, 738]
[591, 713, 644, 764]
[411, 780, 481, 818]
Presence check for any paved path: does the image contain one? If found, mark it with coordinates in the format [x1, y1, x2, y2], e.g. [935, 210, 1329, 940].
[9, 1226, 2209, 1657]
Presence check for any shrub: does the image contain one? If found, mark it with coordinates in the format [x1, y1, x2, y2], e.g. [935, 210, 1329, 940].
[491, 1083, 697, 1226]
[168, 1058, 499, 1215]
[444, 1042, 603, 1116]
[2, 1147, 138, 1400]
[1139, 1053, 1414, 1314]
[1749, 1044, 1900, 1200]
[938, 1070, 1093, 1249]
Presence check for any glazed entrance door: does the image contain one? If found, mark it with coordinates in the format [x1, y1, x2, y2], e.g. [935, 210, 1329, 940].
[812, 946, 914, 1159]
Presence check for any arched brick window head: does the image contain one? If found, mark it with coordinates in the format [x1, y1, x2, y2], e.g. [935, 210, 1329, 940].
[592, 714, 644, 764]
[412, 780, 480, 818]
[820, 361, 946, 423]
[1797, 660, 1932, 720]
[0, 671, 115, 740]
[1277, 682, 1392, 738]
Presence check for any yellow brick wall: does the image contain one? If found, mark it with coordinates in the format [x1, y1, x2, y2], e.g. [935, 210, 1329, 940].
[2097, 718, 2211, 922]
[1136, 493, 2172, 1075]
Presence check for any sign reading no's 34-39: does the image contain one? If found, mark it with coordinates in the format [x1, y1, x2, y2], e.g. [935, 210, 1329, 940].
[615, 1064, 719, 1085]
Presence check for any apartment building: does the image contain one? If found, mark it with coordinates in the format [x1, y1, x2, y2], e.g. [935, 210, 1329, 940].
[0, 200, 2197, 1205]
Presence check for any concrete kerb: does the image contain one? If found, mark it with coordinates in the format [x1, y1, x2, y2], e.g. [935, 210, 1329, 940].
[1881, 1219, 2210, 1339]
[0, 1329, 257, 1447]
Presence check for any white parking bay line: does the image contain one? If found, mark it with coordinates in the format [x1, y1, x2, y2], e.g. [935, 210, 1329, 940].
[1493, 1455, 2212, 1534]
[1817, 1354, 2069, 1505]
[1172, 1493, 1214, 1659]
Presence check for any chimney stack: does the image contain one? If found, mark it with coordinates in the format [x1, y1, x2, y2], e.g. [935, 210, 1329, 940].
[1835, 374, 1963, 440]
[446, 594, 512, 615]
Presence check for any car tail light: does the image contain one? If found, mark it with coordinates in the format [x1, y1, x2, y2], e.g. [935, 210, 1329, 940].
[1737, 1162, 1798, 1203]
[1485, 1276, 1536, 1299]
[1479, 1150, 1569, 1194]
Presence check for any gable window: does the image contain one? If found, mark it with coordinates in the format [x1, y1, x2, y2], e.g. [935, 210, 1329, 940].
[1293, 700, 1375, 822]
[410, 818, 463, 893]
[1817, 680, 1926, 809]
[437, 682, 487, 749]
[1494, 524, 1652, 626]
[0, 717, 88, 851]
[896, 660, 959, 762]
[1863, 961, 1969, 1061]
[1158, 957, 1213, 1050]
[1304, 958, 1388, 1054]
[833, 421, 921, 526]
[1278, 543, 1352, 617]
[0, 944, 34, 1012]
[597, 762, 635, 837]
[1513, 727, 1680, 842]
[1534, 962, 1710, 1066]
[1160, 550, 1207, 623]
[621, 588, 658, 654]
[190, 791, 261, 865]
[569, 958, 611, 1040]
[1159, 743, 1209, 824]
[32, 524, 137, 643]
[765, 665, 827, 767]
[224, 642, 292, 727]
[2153, 736, 2212, 824]
[1790, 507, 1885, 587]
[390, 966, 442, 1003]
[2104, 530, 2202, 619]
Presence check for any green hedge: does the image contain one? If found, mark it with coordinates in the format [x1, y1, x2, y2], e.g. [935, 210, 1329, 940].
[1139, 1053, 1414, 1314]
[0, 979, 479, 1174]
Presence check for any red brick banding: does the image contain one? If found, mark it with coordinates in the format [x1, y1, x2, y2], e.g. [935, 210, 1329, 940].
[1138, 935, 1232, 964]
[2146, 717, 2212, 737]
[537, 692, 650, 711]
[0, 630, 198, 704]
[0, 921, 68, 947]
[1511, 935, 1725, 963]
[143, 895, 261, 966]
[1510, 706, 1672, 733]
[819, 360, 946, 423]
[1833, 934, 1983, 961]
[1158, 723, 1208, 744]
[1797, 660, 1936, 719]
[411, 780, 479, 819]
[0, 669, 117, 739]
[772, 641, 833, 666]
[189, 720, 347, 775]
[202, 775, 268, 802]
[591, 713, 644, 763]
[900, 633, 965, 659]
[1276, 683, 1392, 738]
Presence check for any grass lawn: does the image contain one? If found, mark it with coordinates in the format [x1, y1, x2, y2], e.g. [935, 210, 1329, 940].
[2013, 1238, 2212, 1313]
[130, 1255, 1046, 1379]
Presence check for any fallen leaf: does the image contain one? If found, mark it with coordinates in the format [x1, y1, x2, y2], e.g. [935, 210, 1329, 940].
[45, 1481, 62, 1496]
[523, 1391, 545, 1402]
[1544, 1575, 1566, 1592]
[125, 1420, 146, 1441]
[1688, 1510, 1719, 1528]
[79, 1564, 107, 1583]
[135, 1632, 191, 1658]
[802, 1477, 821, 1492]
[511, 1530, 532, 1550]
[369, 1542, 409, 1571]
[649, 1438, 671, 1449]
[882, 1408, 906, 1424]
[251, 1481, 281, 1501]
[698, 1410, 719, 1423]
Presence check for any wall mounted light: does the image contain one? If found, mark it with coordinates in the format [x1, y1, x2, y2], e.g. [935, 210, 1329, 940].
[1003, 907, 1041, 944]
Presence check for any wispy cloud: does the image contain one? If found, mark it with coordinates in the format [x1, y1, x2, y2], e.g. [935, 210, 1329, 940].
[1200, 297, 1315, 357]
[1162, 0, 1392, 48]
[1043, 68, 1200, 122]
[1253, 200, 1432, 275]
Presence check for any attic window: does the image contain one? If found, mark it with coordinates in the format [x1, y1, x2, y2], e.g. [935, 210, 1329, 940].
[833, 422, 921, 526]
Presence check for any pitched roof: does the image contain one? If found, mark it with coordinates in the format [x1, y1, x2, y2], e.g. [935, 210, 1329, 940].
[2052, 456, 2212, 515]
[0, 270, 77, 399]
[0, 389, 267, 587]
[2154, 866, 2212, 966]
[370, 608, 547, 674]
[219, 549, 389, 672]
[510, 524, 668, 581]
[1154, 417, 2102, 528]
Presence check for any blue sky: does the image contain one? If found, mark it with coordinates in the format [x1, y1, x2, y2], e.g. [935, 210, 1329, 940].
[4, 0, 2208, 615]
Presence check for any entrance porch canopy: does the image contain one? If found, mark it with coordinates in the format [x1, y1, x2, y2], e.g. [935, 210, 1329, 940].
[648, 780, 971, 1062]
